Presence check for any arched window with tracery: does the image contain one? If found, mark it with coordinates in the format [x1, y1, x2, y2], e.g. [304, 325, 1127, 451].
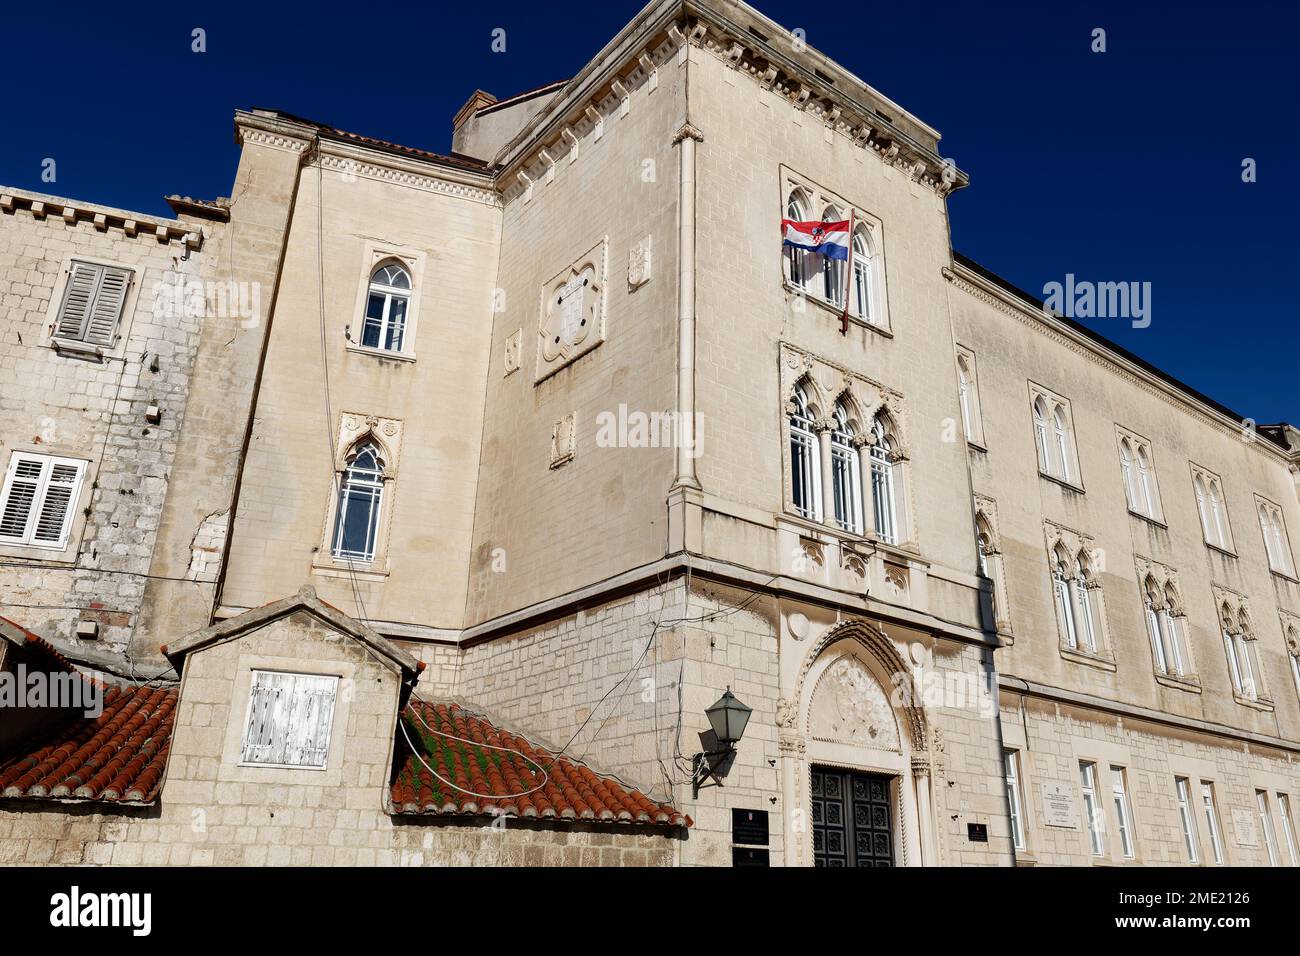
[790, 383, 822, 521]
[331, 441, 386, 562]
[830, 401, 863, 534]
[870, 415, 898, 545]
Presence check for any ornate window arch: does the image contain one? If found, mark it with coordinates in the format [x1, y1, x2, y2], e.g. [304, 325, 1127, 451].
[1030, 386, 1078, 483]
[1219, 592, 1266, 703]
[1052, 544, 1079, 650]
[1074, 548, 1100, 652]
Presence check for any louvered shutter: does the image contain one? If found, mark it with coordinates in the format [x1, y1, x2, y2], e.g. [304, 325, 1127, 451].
[54, 262, 132, 346]
[0, 457, 43, 540]
[85, 266, 131, 346]
[55, 262, 101, 340]
[0, 455, 85, 548]
[31, 462, 80, 545]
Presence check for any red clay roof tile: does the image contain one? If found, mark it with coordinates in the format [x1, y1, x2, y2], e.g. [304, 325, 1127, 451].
[391, 701, 690, 828]
[0, 685, 176, 805]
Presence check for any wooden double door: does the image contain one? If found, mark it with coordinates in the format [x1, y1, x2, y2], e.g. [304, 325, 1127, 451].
[810, 765, 895, 867]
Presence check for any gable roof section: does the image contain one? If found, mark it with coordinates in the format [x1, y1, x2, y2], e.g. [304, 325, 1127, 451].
[392, 700, 690, 828]
[162, 586, 423, 682]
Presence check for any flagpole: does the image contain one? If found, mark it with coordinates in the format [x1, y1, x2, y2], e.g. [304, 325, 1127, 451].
[841, 211, 854, 335]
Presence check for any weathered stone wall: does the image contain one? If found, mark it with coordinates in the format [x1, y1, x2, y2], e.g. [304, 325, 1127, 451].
[0, 190, 216, 653]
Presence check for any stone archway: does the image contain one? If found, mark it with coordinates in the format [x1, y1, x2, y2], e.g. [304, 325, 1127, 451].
[779, 619, 936, 867]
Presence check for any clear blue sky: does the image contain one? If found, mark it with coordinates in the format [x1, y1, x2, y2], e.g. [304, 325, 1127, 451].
[2, 0, 1294, 423]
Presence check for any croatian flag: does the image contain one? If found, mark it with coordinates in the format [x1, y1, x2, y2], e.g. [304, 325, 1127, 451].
[782, 218, 851, 261]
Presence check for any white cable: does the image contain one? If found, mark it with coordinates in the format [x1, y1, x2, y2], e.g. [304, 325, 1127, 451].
[398, 709, 548, 802]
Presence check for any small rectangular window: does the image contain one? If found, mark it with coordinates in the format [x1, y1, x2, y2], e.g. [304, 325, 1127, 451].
[54, 260, 132, 348]
[1004, 750, 1026, 850]
[240, 671, 339, 769]
[0, 453, 86, 550]
[1175, 777, 1199, 863]
[1079, 761, 1105, 856]
[1257, 790, 1280, 866]
[1201, 781, 1225, 865]
[1111, 766, 1135, 859]
[1278, 793, 1298, 867]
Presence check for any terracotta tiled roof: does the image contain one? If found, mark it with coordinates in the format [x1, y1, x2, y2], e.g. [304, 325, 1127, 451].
[392, 701, 690, 827]
[253, 109, 492, 171]
[0, 685, 176, 804]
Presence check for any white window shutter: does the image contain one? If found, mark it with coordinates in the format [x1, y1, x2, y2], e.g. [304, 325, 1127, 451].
[31, 463, 80, 545]
[55, 262, 102, 340]
[0, 454, 85, 548]
[85, 266, 131, 346]
[0, 457, 43, 540]
[241, 671, 338, 769]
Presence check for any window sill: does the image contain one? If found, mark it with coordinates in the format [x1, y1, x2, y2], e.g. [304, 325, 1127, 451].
[311, 557, 390, 582]
[1038, 471, 1085, 494]
[345, 343, 417, 363]
[783, 281, 892, 336]
[0, 540, 77, 563]
[50, 338, 109, 362]
[1204, 541, 1237, 559]
[966, 440, 987, 454]
[1127, 509, 1167, 529]
[1154, 672, 1202, 693]
[1268, 568, 1299, 585]
[1233, 694, 1274, 713]
[1060, 647, 1117, 672]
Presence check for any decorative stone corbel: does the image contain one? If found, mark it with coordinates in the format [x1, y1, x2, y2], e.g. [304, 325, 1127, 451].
[760, 65, 779, 89]
[516, 169, 534, 203]
[93, 213, 108, 231]
[638, 52, 658, 92]
[584, 105, 603, 141]
[726, 41, 745, 65]
[539, 149, 556, 183]
[561, 127, 579, 163]
[611, 78, 630, 117]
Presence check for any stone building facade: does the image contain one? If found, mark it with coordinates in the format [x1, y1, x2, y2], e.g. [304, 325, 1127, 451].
[1, 0, 1297, 867]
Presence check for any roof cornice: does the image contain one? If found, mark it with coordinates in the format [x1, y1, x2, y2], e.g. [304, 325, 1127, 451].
[946, 261, 1293, 465]
[0, 186, 203, 248]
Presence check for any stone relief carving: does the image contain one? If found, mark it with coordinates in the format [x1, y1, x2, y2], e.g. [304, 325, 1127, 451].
[628, 235, 652, 289]
[809, 654, 901, 751]
[503, 329, 521, 376]
[550, 413, 577, 469]
[537, 239, 607, 382]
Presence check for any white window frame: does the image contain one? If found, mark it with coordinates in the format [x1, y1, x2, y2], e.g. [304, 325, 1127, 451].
[0, 452, 88, 552]
[359, 262, 412, 354]
[780, 169, 890, 332]
[1175, 777, 1199, 863]
[1257, 790, 1280, 866]
[1116, 428, 1162, 521]
[1080, 761, 1105, 857]
[1111, 766, 1136, 860]
[870, 416, 899, 545]
[1191, 465, 1232, 551]
[1004, 749, 1027, 851]
[239, 670, 339, 770]
[330, 442, 386, 564]
[830, 402, 863, 535]
[1256, 496, 1296, 578]
[955, 346, 985, 447]
[347, 243, 425, 361]
[1278, 793, 1299, 867]
[1201, 781, 1225, 865]
[1029, 384, 1079, 487]
[789, 384, 823, 522]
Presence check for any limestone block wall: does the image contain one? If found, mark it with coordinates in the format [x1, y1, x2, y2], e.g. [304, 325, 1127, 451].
[464, 46, 686, 626]
[0, 192, 216, 652]
[1001, 694, 1300, 867]
[218, 135, 502, 636]
[949, 275, 1300, 743]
